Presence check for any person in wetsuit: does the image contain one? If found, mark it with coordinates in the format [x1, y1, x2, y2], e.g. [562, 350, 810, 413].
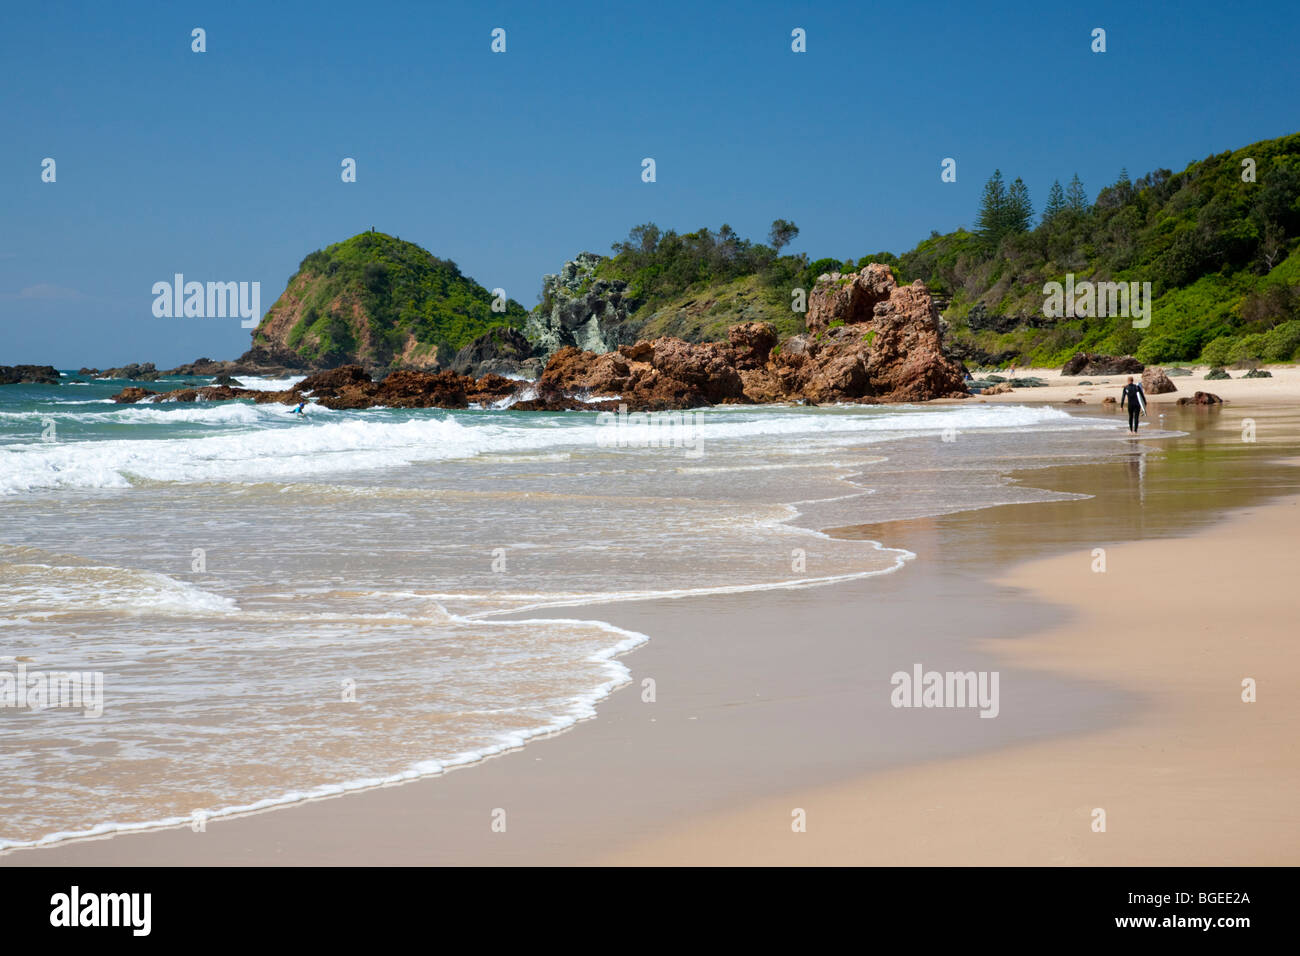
[1119, 376, 1144, 433]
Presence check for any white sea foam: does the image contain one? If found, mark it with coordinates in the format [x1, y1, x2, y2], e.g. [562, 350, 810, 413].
[0, 404, 1105, 495]
[0, 614, 648, 852]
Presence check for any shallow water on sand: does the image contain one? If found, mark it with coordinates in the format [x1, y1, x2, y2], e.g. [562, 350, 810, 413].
[0, 376, 1166, 847]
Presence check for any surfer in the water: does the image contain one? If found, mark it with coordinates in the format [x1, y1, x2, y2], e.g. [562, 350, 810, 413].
[293, 401, 307, 415]
[1119, 376, 1145, 432]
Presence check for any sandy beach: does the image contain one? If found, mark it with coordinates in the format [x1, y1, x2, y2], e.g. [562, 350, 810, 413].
[6, 388, 1298, 867]
[971, 364, 1300, 407]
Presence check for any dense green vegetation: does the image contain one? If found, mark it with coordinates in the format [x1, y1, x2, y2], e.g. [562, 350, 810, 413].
[558, 133, 1300, 367]
[256, 231, 525, 366]
[898, 133, 1300, 365]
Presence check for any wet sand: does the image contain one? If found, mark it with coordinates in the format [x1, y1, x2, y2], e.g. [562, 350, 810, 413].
[6, 402, 1298, 866]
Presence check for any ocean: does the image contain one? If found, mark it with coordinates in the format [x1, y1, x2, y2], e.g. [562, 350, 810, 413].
[0, 371, 1154, 848]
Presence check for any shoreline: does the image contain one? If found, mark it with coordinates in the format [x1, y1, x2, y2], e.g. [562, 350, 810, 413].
[601, 488, 1300, 865]
[4, 401, 1298, 865]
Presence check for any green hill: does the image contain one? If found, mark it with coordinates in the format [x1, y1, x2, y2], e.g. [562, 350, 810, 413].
[252, 231, 526, 370]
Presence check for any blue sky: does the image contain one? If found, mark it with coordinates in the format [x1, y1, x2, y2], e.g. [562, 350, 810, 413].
[3, 0, 1298, 367]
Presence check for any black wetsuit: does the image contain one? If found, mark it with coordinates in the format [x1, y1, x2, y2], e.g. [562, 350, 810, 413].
[1120, 383, 1144, 432]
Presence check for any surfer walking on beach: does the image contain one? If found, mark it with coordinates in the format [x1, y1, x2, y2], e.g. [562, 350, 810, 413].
[1120, 376, 1145, 433]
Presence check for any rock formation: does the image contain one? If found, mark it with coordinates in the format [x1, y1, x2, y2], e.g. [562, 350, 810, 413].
[1061, 352, 1144, 376]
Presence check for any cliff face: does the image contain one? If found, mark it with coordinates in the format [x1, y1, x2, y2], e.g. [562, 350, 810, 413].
[249, 231, 527, 372]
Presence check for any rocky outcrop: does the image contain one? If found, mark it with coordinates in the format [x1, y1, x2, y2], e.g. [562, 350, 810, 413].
[1142, 367, 1177, 395]
[785, 268, 968, 402]
[450, 327, 541, 378]
[293, 366, 519, 411]
[107, 283, 970, 411]
[0, 365, 60, 385]
[1061, 352, 1144, 376]
[1176, 391, 1224, 405]
[525, 253, 637, 360]
[533, 271, 968, 408]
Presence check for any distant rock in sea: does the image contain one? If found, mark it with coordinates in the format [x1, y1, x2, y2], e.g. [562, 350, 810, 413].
[0, 365, 60, 385]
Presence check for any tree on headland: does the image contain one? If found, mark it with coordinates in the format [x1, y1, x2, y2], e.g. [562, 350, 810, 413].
[1007, 177, 1034, 233]
[768, 219, 799, 253]
[1066, 173, 1089, 213]
[1042, 180, 1066, 225]
[976, 170, 1009, 246]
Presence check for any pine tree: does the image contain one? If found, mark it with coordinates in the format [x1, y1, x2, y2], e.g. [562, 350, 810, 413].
[1115, 167, 1133, 203]
[1007, 178, 1033, 233]
[976, 170, 1008, 245]
[1042, 180, 1066, 225]
[1066, 173, 1088, 213]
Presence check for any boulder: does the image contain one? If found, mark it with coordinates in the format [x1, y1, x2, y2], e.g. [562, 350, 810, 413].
[1243, 368, 1273, 379]
[1205, 367, 1231, 380]
[1141, 367, 1177, 395]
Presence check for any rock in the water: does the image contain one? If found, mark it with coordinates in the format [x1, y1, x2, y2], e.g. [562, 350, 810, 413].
[1176, 391, 1223, 405]
[1205, 367, 1231, 380]
[1142, 367, 1177, 394]
[1061, 352, 1144, 376]
[110, 386, 159, 403]
[1242, 368, 1273, 378]
[0, 365, 61, 385]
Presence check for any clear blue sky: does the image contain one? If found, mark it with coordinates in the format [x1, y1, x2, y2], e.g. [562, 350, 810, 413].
[3, 0, 1297, 367]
